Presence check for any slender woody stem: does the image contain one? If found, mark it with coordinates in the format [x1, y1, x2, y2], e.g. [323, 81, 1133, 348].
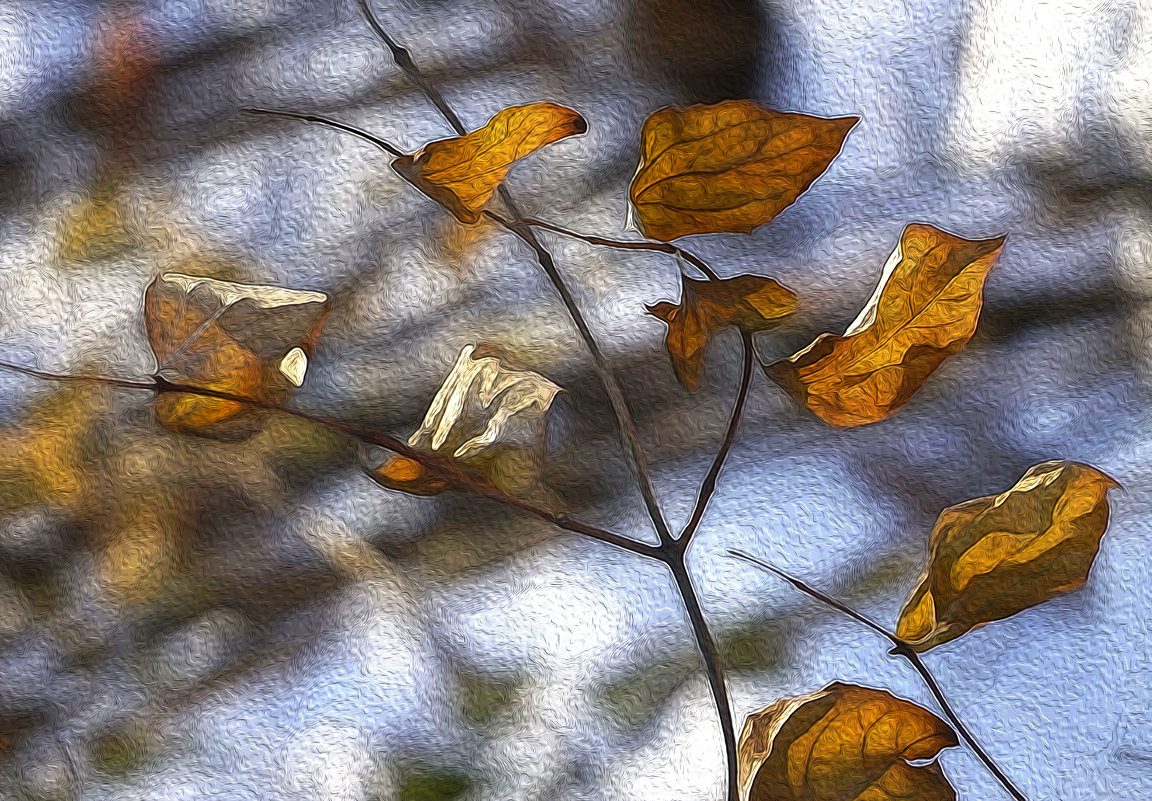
[241, 107, 405, 156]
[727, 549, 1031, 801]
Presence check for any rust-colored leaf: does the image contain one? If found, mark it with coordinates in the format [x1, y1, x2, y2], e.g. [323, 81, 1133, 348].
[628, 100, 857, 241]
[897, 460, 1119, 652]
[766, 224, 1006, 427]
[647, 274, 797, 391]
[144, 273, 329, 438]
[370, 344, 562, 497]
[393, 103, 587, 224]
[738, 682, 958, 801]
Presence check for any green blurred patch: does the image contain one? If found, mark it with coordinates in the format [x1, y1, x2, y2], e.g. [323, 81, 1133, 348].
[90, 725, 150, 774]
[459, 670, 522, 727]
[397, 766, 471, 801]
[718, 618, 790, 673]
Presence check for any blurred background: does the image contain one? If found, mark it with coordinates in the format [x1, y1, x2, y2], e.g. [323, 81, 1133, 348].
[0, 0, 1149, 799]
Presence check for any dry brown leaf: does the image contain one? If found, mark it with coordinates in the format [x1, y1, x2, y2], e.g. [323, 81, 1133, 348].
[738, 682, 958, 801]
[765, 224, 1006, 427]
[370, 344, 562, 497]
[392, 103, 587, 224]
[628, 100, 858, 241]
[144, 273, 329, 437]
[897, 460, 1119, 652]
[646, 274, 797, 391]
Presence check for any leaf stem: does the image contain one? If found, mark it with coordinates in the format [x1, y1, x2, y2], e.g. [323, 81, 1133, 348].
[241, 107, 405, 157]
[677, 332, 754, 550]
[0, 359, 660, 560]
[727, 549, 1031, 801]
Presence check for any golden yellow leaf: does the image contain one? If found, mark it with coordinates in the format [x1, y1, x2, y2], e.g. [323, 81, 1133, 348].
[646, 274, 797, 391]
[392, 103, 587, 224]
[370, 344, 562, 497]
[765, 224, 1006, 427]
[628, 100, 858, 241]
[896, 460, 1118, 652]
[738, 682, 958, 801]
[144, 273, 329, 437]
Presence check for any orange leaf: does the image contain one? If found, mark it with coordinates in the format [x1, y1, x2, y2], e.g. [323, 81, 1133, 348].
[647, 274, 797, 391]
[393, 103, 587, 224]
[738, 682, 958, 801]
[144, 273, 329, 438]
[765, 224, 1006, 427]
[629, 100, 857, 241]
[897, 460, 1119, 652]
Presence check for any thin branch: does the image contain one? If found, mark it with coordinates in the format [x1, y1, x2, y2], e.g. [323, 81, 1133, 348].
[241, 107, 405, 157]
[677, 332, 755, 550]
[727, 549, 1031, 801]
[0, 360, 660, 560]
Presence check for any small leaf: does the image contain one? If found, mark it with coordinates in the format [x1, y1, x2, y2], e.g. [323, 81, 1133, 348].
[896, 460, 1119, 652]
[629, 100, 857, 241]
[393, 103, 587, 224]
[144, 273, 329, 438]
[647, 274, 797, 391]
[766, 224, 1005, 427]
[739, 682, 958, 801]
[370, 344, 562, 496]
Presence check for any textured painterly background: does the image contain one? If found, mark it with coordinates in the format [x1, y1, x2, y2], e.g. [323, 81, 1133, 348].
[0, 0, 1150, 799]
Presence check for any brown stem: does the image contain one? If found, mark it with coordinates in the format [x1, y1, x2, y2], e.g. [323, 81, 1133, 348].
[241, 107, 405, 157]
[727, 549, 1032, 801]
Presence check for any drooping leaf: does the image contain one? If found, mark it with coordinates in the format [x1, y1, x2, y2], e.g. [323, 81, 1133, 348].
[393, 103, 587, 224]
[646, 274, 797, 391]
[738, 682, 958, 801]
[144, 273, 329, 437]
[897, 460, 1118, 652]
[765, 224, 1006, 427]
[628, 100, 858, 241]
[370, 344, 562, 497]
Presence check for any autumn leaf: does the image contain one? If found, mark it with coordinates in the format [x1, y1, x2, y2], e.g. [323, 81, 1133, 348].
[765, 224, 1005, 427]
[370, 344, 562, 497]
[628, 100, 858, 241]
[144, 273, 329, 437]
[647, 274, 797, 391]
[393, 103, 587, 224]
[738, 682, 958, 801]
[896, 460, 1118, 652]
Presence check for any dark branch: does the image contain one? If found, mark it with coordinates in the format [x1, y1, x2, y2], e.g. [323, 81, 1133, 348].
[241, 107, 405, 157]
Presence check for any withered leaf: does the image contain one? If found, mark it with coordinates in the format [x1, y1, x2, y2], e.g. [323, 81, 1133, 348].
[766, 224, 1005, 427]
[629, 100, 858, 241]
[144, 273, 329, 438]
[393, 103, 587, 224]
[738, 682, 958, 801]
[897, 460, 1119, 652]
[647, 274, 797, 391]
[370, 344, 562, 497]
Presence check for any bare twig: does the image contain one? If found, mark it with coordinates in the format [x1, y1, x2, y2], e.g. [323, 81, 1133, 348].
[728, 549, 1031, 801]
[241, 107, 405, 156]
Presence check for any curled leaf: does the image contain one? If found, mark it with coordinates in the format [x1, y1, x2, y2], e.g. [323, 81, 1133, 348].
[629, 100, 858, 241]
[738, 682, 958, 801]
[370, 345, 563, 496]
[766, 224, 1005, 427]
[393, 102, 587, 224]
[647, 274, 797, 391]
[897, 460, 1119, 652]
[144, 273, 330, 437]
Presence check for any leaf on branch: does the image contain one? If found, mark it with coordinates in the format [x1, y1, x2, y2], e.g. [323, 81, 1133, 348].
[646, 274, 797, 391]
[896, 460, 1119, 652]
[392, 103, 587, 224]
[370, 344, 563, 497]
[765, 224, 1005, 427]
[738, 682, 958, 801]
[628, 100, 858, 241]
[144, 273, 330, 438]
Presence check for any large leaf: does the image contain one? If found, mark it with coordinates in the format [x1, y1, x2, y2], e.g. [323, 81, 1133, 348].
[646, 274, 797, 391]
[738, 682, 958, 801]
[370, 344, 562, 497]
[897, 460, 1118, 652]
[628, 100, 857, 241]
[144, 273, 329, 437]
[393, 103, 587, 224]
[766, 224, 1005, 427]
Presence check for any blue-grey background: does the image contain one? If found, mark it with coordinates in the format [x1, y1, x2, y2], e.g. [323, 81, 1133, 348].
[0, 0, 1148, 799]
